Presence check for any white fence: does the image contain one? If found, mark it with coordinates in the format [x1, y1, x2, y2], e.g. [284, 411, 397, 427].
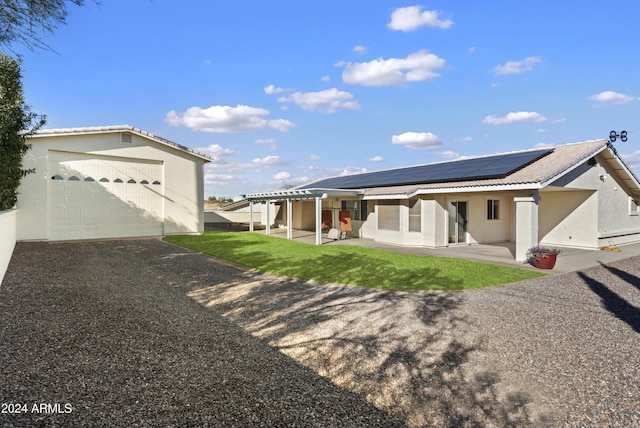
[0, 210, 17, 285]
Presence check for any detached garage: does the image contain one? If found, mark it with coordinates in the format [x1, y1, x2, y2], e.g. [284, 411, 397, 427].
[17, 125, 211, 241]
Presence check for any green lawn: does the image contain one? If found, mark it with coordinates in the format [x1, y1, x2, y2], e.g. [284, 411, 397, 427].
[163, 232, 546, 291]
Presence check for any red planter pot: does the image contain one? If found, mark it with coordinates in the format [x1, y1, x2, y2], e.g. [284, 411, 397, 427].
[534, 253, 557, 269]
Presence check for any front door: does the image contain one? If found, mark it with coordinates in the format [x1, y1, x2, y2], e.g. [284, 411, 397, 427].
[448, 201, 468, 244]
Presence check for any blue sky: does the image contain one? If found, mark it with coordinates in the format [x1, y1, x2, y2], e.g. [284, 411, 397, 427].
[15, 0, 640, 198]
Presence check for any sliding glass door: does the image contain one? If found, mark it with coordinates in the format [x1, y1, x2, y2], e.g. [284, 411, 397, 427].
[448, 201, 468, 244]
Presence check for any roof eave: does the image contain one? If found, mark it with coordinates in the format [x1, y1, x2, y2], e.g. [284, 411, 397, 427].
[362, 182, 542, 200]
[244, 188, 362, 202]
[30, 125, 213, 163]
[539, 143, 609, 188]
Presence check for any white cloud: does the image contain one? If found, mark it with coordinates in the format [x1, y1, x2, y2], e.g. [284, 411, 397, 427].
[533, 142, 555, 149]
[590, 91, 637, 104]
[441, 150, 460, 159]
[492, 56, 542, 75]
[165, 104, 295, 133]
[468, 47, 476, 54]
[388, 6, 453, 31]
[278, 88, 361, 113]
[551, 117, 567, 124]
[339, 167, 367, 176]
[321, 75, 330, 82]
[264, 84, 286, 94]
[353, 45, 367, 53]
[273, 171, 291, 181]
[341, 50, 446, 87]
[622, 150, 640, 168]
[204, 172, 234, 184]
[250, 155, 287, 170]
[482, 111, 547, 125]
[367, 155, 384, 162]
[255, 138, 277, 150]
[306, 154, 320, 161]
[195, 144, 235, 159]
[391, 131, 442, 150]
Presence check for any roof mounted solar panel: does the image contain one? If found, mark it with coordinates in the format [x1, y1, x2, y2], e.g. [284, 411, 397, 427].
[300, 148, 552, 190]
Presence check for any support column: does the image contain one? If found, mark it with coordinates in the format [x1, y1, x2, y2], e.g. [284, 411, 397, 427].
[286, 199, 293, 240]
[315, 196, 322, 245]
[249, 201, 254, 232]
[265, 200, 271, 236]
[514, 192, 539, 261]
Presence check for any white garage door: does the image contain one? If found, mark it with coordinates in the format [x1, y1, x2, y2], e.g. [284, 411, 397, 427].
[48, 151, 164, 241]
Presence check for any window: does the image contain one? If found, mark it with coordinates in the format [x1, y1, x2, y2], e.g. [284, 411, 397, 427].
[140, 180, 149, 185]
[152, 180, 161, 185]
[99, 178, 109, 182]
[68, 176, 80, 181]
[127, 179, 136, 184]
[113, 178, 123, 183]
[84, 177, 95, 182]
[340, 200, 367, 221]
[377, 201, 400, 231]
[51, 175, 63, 181]
[487, 199, 500, 220]
[409, 199, 421, 232]
[630, 197, 640, 216]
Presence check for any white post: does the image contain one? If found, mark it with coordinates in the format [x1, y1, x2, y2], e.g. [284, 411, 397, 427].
[315, 196, 322, 245]
[249, 201, 254, 232]
[265, 199, 271, 236]
[514, 192, 539, 261]
[287, 199, 293, 240]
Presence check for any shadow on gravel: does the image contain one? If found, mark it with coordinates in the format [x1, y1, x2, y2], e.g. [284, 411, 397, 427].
[579, 270, 640, 334]
[598, 261, 640, 291]
[186, 263, 551, 427]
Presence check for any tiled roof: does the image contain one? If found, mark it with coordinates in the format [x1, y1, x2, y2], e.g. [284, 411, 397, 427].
[31, 125, 213, 162]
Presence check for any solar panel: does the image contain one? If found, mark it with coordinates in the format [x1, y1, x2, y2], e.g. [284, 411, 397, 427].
[299, 148, 552, 190]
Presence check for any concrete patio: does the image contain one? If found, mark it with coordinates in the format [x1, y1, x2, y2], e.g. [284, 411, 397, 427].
[239, 226, 640, 274]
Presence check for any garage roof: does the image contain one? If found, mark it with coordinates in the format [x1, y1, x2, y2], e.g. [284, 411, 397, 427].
[31, 125, 213, 162]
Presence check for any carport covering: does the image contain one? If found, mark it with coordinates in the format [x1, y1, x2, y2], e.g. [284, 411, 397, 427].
[244, 189, 360, 245]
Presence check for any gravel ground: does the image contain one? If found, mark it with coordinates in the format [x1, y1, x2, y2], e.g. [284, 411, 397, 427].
[0, 240, 402, 427]
[2, 239, 639, 427]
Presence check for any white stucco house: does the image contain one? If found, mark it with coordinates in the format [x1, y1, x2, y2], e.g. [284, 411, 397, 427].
[243, 139, 640, 261]
[16, 125, 211, 241]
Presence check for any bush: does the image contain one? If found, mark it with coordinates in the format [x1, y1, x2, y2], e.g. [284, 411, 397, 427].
[525, 246, 560, 265]
[0, 54, 45, 211]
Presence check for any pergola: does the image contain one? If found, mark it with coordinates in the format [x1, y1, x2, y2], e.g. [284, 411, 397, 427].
[244, 188, 361, 245]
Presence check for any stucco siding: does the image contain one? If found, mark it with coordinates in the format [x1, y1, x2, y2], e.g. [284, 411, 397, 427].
[596, 159, 640, 240]
[538, 190, 598, 248]
[17, 132, 205, 240]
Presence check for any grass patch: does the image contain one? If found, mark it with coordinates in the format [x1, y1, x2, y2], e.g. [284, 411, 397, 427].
[163, 232, 546, 291]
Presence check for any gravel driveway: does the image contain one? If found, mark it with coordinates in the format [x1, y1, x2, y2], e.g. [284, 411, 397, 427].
[1, 239, 639, 427]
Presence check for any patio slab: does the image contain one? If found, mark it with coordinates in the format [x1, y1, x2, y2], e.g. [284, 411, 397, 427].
[251, 227, 640, 273]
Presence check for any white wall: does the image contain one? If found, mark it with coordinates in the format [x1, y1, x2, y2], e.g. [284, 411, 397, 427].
[204, 210, 260, 224]
[538, 190, 598, 248]
[450, 193, 512, 245]
[595, 158, 640, 240]
[17, 132, 205, 240]
[0, 210, 17, 285]
[545, 153, 640, 247]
